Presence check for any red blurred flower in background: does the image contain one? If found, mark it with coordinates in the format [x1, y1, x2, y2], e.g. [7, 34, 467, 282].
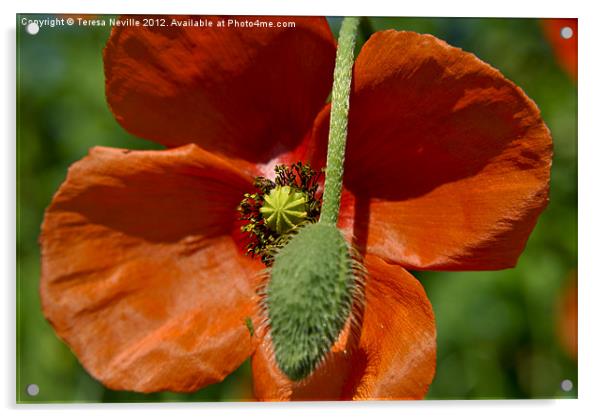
[557, 271, 578, 359]
[40, 16, 552, 400]
[542, 18, 577, 81]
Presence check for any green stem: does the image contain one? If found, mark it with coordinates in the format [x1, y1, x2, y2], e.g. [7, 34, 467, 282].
[319, 17, 360, 225]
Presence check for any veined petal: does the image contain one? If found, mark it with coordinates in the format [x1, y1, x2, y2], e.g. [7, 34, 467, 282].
[330, 30, 552, 270]
[40, 144, 263, 392]
[104, 16, 336, 164]
[251, 255, 436, 400]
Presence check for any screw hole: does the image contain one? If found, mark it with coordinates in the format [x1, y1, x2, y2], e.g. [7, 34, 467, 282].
[560, 379, 573, 392]
[26, 22, 40, 35]
[26, 384, 39, 396]
[560, 26, 573, 40]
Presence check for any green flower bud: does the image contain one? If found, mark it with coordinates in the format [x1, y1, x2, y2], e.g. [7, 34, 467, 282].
[266, 223, 356, 381]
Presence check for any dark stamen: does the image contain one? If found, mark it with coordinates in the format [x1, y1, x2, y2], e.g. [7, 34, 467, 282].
[237, 162, 323, 266]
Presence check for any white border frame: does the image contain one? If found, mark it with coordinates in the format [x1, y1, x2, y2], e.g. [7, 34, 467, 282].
[4, 1, 599, 417]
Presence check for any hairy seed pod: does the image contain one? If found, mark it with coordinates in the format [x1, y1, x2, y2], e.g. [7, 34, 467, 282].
[267, 222, 355, 381]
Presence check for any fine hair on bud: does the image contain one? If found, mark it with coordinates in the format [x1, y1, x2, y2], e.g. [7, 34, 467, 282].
[266, 222, 357, 381]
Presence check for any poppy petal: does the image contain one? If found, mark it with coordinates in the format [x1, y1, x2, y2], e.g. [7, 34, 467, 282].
[252, 103, 331, 179]
[40, 144, 262, 392]
[104, 16, 336, 164]
[332, 30, 552, 270]
[251, 255, 436, 400]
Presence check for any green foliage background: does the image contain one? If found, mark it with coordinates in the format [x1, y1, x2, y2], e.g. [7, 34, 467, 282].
[17, 15, 577, 402]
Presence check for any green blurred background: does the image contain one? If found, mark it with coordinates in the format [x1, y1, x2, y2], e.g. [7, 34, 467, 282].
[16, 15, 577, 402]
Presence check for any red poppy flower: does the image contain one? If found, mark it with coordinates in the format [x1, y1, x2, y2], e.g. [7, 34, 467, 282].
[40, 16, 552, 400]
[541, 18, 577, 81]
[557, 271, 577, 359]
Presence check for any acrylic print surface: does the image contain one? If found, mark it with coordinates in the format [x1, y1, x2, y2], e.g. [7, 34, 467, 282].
[16, 14, 577, 402]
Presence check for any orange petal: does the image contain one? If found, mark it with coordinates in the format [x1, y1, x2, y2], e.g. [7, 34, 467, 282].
[330, 30, 552, 270]
[104, 16, 336, 164]
[253, 102, 331, 179]
[541, 19, 577, 81]
[251, 255, 436, 400]
[40, 144, 263, 392]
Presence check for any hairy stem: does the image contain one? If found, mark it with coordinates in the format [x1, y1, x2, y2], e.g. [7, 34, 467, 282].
[319, 17, 360, 225]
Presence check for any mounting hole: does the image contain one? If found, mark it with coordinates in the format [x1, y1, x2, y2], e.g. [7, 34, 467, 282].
[26, 22, 40, 35]
[560, 26, 573, 40]
[26, 383, 39, 396]
[560, 379, 573, 392]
